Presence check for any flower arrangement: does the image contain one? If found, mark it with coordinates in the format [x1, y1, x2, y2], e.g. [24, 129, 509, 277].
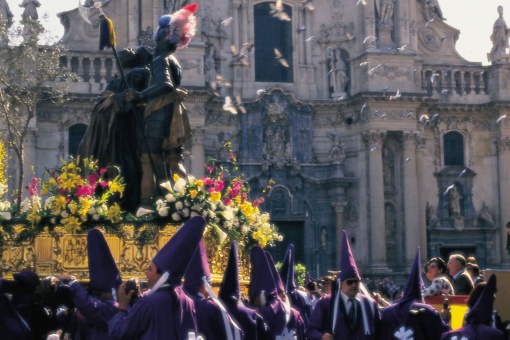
[2, 148, 281, 250]
[0, 182, 14, 222]
[27, 157, 125, 233]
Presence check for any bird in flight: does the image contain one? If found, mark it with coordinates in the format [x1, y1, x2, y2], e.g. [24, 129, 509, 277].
[223, 96, 238, 114]
[301, 0, 315, 11]
[356, 0, 367, 6]
[230, 44, 249, 66]
[497, 114, 507, 124]
[274, 48, 289, 67]
[221, 17, 233, 26]
[363, 35, 377, 44]
[389, 89, 401, 100]
[270, 0, 291, 21]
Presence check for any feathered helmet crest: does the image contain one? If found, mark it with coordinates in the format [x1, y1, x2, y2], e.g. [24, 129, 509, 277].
[155, 3, 198, 49]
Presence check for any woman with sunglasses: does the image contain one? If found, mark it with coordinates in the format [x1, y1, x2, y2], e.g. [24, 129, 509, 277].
[423, 257, 455, 297]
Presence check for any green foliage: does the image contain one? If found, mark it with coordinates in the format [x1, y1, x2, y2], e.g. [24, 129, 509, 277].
[275, 261, 306, 287]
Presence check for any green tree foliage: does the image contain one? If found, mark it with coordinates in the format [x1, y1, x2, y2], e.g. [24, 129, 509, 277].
[0, 18, 76, 212]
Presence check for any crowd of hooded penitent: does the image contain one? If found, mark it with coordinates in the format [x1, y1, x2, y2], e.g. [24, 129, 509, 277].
[0, 215, 507, 339]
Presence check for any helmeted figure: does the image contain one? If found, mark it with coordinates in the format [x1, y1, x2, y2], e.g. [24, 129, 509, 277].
[219, 241, 270, 340]
[184, 239, 243, 339]
[108, 216, 206, 339]
[306, 230, 381, 339]
[380, 248, 450, 339]
[126, 4, 196, 207]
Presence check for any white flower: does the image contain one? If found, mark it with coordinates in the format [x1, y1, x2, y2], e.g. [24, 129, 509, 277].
[80, 215, 87, 222]
[158, 206, 169, 217]
[182, 208, 189, 217]
[50, 217, 56, 224]
[175, 201, 183, 210]
[0, 183, 7, 196]
[208, 210, 216, 219]
[191, 204, 202, 212]
[136, 207, 154, 217]
[2, 211, 11, 220]
[20, 199, 32, 213]
[173, 178, 187, 195]
[88, 207, 96, 215]
[160, 181, 174, 193]
[101, 204, 108, 212]
[190, 211, 199, 217]
[44, 197, 54, 210]
[187, 175, 196, 185]
[184, 200, 191, 207]
[171, 212, 181, 221]
[93, 214, 100, 221]
[166, 194, 176, 203]
[61, 210, 69, 218]
[221, 207, 234, 221]
[96, 206, 103, 214]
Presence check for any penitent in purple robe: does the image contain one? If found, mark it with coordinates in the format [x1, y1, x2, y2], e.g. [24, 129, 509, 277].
[108, 285, 197, 340]
[257, 296, 305, 339]
[306, 295, 380, 340]
[69, 282, 118, 340]
[229, 302, 270, 340]
[441, 324, 505, 340]
[191, 294, 236, 339]
[380, 302, 449, 340]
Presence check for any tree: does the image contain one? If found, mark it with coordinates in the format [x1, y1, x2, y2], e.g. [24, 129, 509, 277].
[0, 18, 76, 213]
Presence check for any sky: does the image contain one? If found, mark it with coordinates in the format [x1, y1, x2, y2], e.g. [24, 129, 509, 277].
[7, 0, 508, 65]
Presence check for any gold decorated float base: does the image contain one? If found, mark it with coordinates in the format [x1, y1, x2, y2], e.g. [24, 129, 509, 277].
[1, 224, 250, 291]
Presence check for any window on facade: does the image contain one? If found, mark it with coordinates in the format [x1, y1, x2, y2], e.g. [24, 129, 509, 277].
[254, 2, 293, 82]
[68, 123, 87, 157]
[444, 131, 464, 166]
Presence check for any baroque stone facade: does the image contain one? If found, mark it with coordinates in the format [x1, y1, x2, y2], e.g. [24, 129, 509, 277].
[11, 0, 510, 279]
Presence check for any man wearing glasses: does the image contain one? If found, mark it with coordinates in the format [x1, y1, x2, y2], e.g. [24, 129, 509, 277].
[306, 230, 381, 339]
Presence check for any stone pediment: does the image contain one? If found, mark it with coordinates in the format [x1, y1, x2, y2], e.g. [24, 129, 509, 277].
[414, 7, 472, 65]
[58, 7, 113, 51]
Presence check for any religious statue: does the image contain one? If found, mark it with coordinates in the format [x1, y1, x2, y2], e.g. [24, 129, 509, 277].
[327, 132, 346, 163]
[204, 46, 217, 86]
[489, 6, 509, 62]
[479, 202, 495, 227]
[327, 48, 349, 97]
[378, 0, 395, 26]
[0, 0, 13, 28]
[320, 227, 327, 252]
[448, 185, 462, 217]
[422, 0, 444, 22]
[19, 0, 41, 21]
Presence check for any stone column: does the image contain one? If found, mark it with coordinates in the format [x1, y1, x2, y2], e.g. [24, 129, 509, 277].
[232, 2, 241, 52]
[23, 130, 37, 187]
[402, 132, 420, 263]
[363, 5, 377, 51]
[191, 128, 205, 178]
[127, 0, 140, 48]
[331, 201, 347, 269]
[363, 131, 389, 272]
[396, 0, 410, 48]
[496, 132, 510, 265]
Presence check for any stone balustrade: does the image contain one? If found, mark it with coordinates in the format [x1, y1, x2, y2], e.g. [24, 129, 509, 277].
[421, 64, 488, 98]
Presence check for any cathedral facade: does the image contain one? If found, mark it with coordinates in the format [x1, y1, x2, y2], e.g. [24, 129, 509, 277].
[19, 0, 510, 278]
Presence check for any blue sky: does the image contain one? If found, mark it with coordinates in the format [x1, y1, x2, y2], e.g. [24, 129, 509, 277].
[8, 0, 507, 65]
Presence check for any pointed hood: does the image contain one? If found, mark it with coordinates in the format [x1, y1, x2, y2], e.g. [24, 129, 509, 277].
[279, 244, 296, 292]
[466, 274, 497, 325]
[265, 251, 285, 294]
[339, 230, 360, 281]
[184, 239, 211, 295]
[401, 248, 424, 303]
[87, 229, 122, 293]
[219, 241, 240, 306]
[249, 246, 277, 304]
[152, 216, 207, 285]
[390, 248, 424, 325]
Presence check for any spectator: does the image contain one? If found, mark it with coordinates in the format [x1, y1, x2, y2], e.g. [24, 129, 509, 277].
[423, 257, 455, 297]
[447, 254, 474, 295]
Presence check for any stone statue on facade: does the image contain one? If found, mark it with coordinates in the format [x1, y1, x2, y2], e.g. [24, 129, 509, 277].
[0, 0, 13, 27]
[204, 46, 217, 86]
[320, 227, 327, 252]
[488, 6, 509, 63]
[327, 48, 348, 98]
[448, 185, 462, 217]
[19, 0, 41, 21]
[377, 0, 395, 26]
[422, 0, 445, 22]
[327, 132, 346, 163]
[479, 202, 495, 228]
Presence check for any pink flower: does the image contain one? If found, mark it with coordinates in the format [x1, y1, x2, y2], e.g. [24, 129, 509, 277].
[88, 173, 99, 186]
[76, 185, 94, 198]
[100, 181, 108, 188]
[224, 197, 232, 206]
[100, 168, 108, 174]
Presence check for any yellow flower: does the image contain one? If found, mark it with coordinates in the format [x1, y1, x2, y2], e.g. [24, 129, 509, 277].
[55, 196, 67, 210]
[68, 201, 78, 214]
[63, 216, 82, 233]
[173, 173, 180, 182]
[240, 202, 254, 217]
[27, 210, 41, 226]
[196, 179, 204, 189]
[108, 203, 122, 223]
[234, 195, 242, 205]
[190, 189, 198, 199]
[108, 180, 124, 197]
[210, 191, 221, 202]
[78, 197, 92, 216]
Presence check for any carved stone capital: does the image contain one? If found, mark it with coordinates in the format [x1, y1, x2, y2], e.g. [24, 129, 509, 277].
[362, 130, 386, 145]
[495, 136, 510, 153]
[192, 128, 206, 144]
[331, 201, 348, 213]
